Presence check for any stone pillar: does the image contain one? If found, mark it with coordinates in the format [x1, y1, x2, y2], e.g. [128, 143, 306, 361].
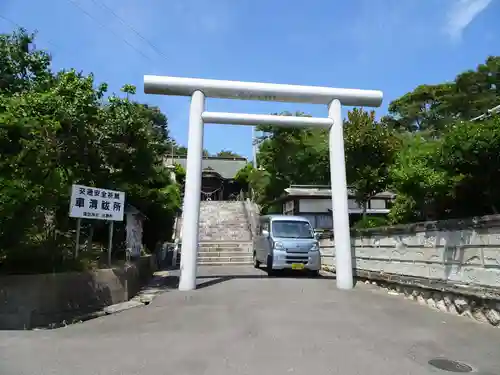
[166, 165, 176, 184]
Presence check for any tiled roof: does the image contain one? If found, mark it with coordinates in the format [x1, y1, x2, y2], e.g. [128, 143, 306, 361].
[165, 156, 248, 179]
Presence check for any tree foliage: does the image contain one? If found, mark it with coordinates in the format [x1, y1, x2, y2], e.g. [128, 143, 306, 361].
[385, 56, 500, 133]
[248, 111, 329, 211]
[344, 108, 400, 214]
[241, 110, 398, 215]
[215, 150, 243, 158]
[239, 55, 500, 226]
[0, 28, 182, 273]
[384, 55, 500, 223]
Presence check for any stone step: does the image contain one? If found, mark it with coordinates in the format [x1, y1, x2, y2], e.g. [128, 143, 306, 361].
[198, 256, 253, 264]
[175, 257, 253, 267]
[200, 212, 246, 215]
[200, 212, 245, 216]
[198, 251, 252, 257]
[199, 262, 251, 266]
[200, 216, 247, 219]
[178, 200, 254, 244]
[199, 219, 248, 223]
[200, 231, 251, 237]
[199, 224, 248, 228]
[198, 248, 252, 254]
[200, 228, 251, 232]
[200, 217, 248, 221]
[199, 242, 252, 248]
[198, 247, 252, 254]
[200, 237, 252, 242]
[200, 209, 245, 213]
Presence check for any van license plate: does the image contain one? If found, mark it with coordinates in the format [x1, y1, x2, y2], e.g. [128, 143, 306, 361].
[292, 263, 305, 270]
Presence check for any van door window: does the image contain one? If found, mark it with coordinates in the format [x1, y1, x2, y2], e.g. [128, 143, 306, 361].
[271, 221, 314, 239]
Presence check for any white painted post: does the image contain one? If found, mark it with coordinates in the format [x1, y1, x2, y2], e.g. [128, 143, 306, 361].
[328, 99, 353, 289]
[179, 90, 205, 291]
[143, 75, 383, 292]
[108, 220, 114, 267]
[75, 218, 81, 258]
[252, 126, 257, 169]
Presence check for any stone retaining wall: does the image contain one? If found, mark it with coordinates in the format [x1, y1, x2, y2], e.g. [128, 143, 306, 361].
[0, 255, 157, 330]
[357, 276, 500, 326]
[320, 214, 500, 326]
[320, 214, 500, 288]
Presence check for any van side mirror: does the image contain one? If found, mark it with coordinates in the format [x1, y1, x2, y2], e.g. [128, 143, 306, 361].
[314, 232, 320, 240]
[262, 229, 269, 238]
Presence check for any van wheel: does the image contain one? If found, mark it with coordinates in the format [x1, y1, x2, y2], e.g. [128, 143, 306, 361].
[253, 252, 260, 268]
[309, 270, 320, 278]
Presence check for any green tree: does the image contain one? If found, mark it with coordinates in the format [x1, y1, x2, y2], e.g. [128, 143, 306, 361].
[438, 116, 500, 217]
[388, 132, 465, 223]
[0, 28, 52, 95]
[387, 115, 500, 224]
[385, 56, 500, 134]
[170, 145, 209, 157]
[0, 28, 181, 273]
[386, 83, 455, 133]
[253, 111, 330, 210]
[215, 150, 242, 158]
[344, 108, 400, 217]
[234, 163, 254, 189]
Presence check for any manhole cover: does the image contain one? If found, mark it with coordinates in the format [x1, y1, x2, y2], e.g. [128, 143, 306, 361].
[428, 358, 473, 373]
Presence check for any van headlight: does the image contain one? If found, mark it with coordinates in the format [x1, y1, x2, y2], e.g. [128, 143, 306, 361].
[274, 241, 284, 250]
[310, 242, 319, 251]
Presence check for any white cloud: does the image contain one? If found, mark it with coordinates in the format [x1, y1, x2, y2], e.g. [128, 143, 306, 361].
[445, 0, 493, 41]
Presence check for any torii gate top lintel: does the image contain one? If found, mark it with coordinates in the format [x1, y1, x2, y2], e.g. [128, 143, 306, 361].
[143, 74, 384, 293]
[143, 75, 383, 107]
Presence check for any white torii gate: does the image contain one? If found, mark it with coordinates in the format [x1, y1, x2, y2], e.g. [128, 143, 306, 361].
[143, 75, 383, 291]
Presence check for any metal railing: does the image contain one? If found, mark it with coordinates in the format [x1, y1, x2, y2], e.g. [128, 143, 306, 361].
[243, 197, 260, 239]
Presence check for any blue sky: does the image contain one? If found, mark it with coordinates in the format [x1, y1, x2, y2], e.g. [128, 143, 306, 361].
[1, 0, 499, 159]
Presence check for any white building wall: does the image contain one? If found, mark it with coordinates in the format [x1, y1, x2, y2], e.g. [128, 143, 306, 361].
[299, 198, 360, 213]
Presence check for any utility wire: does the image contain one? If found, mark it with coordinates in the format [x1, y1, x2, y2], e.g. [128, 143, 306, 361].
[0, 13, 60, 51]
[88, 0, 169, 61]
[0, 13, 19, 27]
[4, 1, 164, 67]
[67, 0, 152, 62]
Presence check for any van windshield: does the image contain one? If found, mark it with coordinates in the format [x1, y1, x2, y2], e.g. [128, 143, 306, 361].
[271, 220, 314, 239]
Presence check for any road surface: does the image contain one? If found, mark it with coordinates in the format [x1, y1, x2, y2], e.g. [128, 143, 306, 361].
[1, 266, 499, 375]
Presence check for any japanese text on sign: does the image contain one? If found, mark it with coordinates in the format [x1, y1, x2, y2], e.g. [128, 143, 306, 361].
[69, 184, 125, 221]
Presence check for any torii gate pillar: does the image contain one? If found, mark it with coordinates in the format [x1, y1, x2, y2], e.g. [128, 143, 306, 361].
[144, 75, 383, 291]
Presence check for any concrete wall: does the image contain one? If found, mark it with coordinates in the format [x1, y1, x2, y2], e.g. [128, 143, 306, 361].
[0, 255, 156, 330]
[320, 214, 500, 289]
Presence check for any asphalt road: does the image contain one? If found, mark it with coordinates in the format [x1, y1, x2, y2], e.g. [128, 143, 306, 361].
[1, 266, 499, 375]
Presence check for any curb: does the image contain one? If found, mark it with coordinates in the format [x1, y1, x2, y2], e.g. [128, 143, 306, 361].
[33, 270, 178, 330]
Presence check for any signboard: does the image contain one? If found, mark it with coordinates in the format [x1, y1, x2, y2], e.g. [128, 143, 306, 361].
[69, 184, 125, 221]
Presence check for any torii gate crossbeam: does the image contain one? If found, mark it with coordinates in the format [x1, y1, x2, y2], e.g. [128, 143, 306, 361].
[144, 75, 383, 291]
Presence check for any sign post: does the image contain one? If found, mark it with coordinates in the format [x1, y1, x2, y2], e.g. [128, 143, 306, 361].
[75, 218, 81, 258]
[108, 220, 114, 266]
[69, 184, 125, 266]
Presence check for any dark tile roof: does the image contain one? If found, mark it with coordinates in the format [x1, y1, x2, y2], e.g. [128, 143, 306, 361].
[165, 156, 247, 179]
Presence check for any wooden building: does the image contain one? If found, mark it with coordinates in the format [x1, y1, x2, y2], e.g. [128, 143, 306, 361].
[276, 185, 395, 230]
[165, 156, 248, 201]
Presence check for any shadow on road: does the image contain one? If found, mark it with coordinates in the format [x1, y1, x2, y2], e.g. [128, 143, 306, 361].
[147, 275, 180, 291]
[196, 271, 336, 290]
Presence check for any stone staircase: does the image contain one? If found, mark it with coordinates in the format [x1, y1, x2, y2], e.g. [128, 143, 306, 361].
[197, 242, 253, 266]
[175, 201, 256, 266]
